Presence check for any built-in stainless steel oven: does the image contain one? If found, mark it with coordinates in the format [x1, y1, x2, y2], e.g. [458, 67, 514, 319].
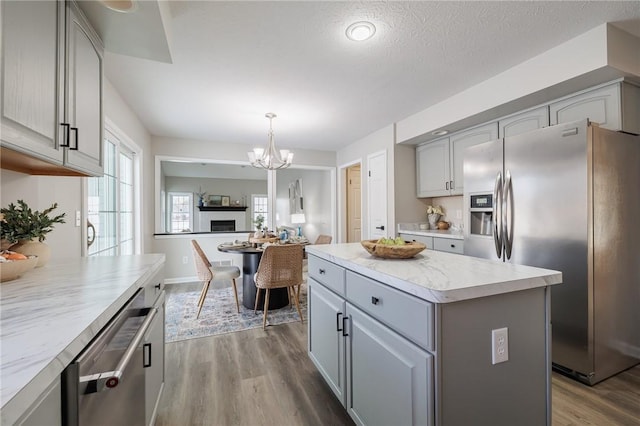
[62, 288, 163, 426]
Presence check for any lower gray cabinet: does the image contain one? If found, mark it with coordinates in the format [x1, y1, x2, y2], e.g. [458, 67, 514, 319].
[144, 292, 165, 426]
[308, 265, 434, 426]
[346, 303, 433, 426]
[308, 279, 347, 406]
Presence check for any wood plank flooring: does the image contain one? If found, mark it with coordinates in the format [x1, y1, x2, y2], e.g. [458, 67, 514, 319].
[156, 322, 640, 426]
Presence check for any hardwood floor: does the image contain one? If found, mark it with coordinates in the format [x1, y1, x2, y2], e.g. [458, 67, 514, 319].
[156, 322, 640, 426]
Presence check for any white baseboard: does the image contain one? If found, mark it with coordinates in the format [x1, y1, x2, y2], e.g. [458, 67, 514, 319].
[165, 276, 199, 284]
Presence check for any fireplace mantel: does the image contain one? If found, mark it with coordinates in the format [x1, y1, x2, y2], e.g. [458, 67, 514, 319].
[198, 206, 248, 212]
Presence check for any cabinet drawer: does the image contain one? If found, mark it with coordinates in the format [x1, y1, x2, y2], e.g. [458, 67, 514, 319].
[433, 238, 464, 254]
[308, 255, 346, 296]
[143, 266, 165, 307]
[399, 233, 433, 249]
[345, 271, 434, 351]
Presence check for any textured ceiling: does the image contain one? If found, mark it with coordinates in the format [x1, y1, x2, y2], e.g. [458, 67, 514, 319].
[104, 1, 640, 152]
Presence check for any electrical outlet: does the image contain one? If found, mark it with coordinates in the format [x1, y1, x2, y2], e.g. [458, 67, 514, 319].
[182, 256, 188, 264]
[492, 327, 509, 364]
[75, 210, 81, 227]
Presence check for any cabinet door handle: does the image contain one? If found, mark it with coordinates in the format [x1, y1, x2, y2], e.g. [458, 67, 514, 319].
[450, 180, 453, 189]
[445, 181, 449, 190]
[342, 316, 349, 337]
[336, 312, 343, 332]
[70, 127, 79, 150]
[60, 123, 70, 147]
[143, 343, 152, 368]
[319, 268, 326, 275]
[371, 296, 380, 305]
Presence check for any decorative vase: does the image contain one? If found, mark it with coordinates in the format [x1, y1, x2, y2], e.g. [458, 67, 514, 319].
[254, 230, 264, 239]
[427, 214, 441, 230]
[11, 239, 50, 267]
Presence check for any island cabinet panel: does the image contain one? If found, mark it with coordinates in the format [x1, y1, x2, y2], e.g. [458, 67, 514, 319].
[346, 303, 434, 426]
[346, 271, 434, 351]
[308, 279, 347, 406]
[16, 378, 61, 426]
[144, 293, 165, 426]
[308, 255, 346, 296]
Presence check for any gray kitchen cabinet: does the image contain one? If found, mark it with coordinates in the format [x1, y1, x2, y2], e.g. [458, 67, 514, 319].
[0, 0, 103, 176]
[308, 256, 434, 426]
[449, 122, 498, 195]
[308, 279, 347, 406]
[432, 237, 464, 254]
[145, 293, 165, 426]
[63, 1, 104, 176]
[416, 122, 497, 197]
[499, 105, 550, 138]
[550, 81, 640, 135]
[1, 0, 65, 165]
[399, 233, 433, 249]
[16, 377, 61, 426]
[416, 138, 450, 197]
[346, 303, 433, 426]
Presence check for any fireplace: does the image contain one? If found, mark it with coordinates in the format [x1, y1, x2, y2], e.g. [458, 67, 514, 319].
[211, 220, 235, 232]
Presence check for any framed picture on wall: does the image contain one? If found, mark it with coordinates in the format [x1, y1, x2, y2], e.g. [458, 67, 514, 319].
[221, 196, 230, 206]
[209, 195, 222, 206]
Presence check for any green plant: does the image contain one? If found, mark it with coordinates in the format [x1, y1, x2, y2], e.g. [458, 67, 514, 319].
[0, 200, 66, 243]
[253, 214, 265, 230]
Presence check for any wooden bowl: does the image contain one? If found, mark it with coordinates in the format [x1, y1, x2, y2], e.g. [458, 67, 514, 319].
[360, 240, 426, 259]
[0, 256, 38, 282]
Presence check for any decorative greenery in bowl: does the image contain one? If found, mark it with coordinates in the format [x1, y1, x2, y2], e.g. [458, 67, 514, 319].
[0, 200, 66, 244]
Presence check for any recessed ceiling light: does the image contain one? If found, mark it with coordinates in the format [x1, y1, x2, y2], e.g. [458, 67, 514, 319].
[346, 21, 376, 42]
[100, 0, 137, 13]
[432, 130, 449, 136]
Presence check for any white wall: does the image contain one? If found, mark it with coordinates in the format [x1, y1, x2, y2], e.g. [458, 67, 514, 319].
[274, 168, 333, 243]
[394, 142, 431, 229]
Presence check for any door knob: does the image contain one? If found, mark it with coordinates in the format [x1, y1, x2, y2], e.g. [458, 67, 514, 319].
[375, 225, 385, 230]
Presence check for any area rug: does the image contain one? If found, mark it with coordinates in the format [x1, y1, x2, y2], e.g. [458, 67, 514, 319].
[165, 282, 308, 343]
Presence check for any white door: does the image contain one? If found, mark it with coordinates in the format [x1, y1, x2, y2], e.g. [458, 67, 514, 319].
[367, 150, 387, 240]
[346, 164, 361, 242]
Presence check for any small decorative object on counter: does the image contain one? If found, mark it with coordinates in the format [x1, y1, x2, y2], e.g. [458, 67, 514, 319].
[253, 214, 265, 238]
[426, 205, 444, 230]
[437, 221, 450, 230]
[195, 187, 207, 207]
[0, 200, 66, 267]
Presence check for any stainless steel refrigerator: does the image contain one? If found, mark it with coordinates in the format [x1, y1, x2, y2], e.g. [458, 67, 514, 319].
[463, 119, 640, 385]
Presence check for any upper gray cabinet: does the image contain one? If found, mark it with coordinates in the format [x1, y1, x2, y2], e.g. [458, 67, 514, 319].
[550, 82, 640, 135]
[416, 122, 497, 197]
[498, 106, 549, 139]
[1, 0, 103, 176]
[1, 0, 65, 165]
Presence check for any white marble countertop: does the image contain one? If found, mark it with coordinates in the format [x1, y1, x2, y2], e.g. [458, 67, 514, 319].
[397, 223, 464, 240]
[0, 254, 165, 425]
[305, 243, 561, 304]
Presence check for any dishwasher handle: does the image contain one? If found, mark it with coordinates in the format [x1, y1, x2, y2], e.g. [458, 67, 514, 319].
[80, 307, 158, 394]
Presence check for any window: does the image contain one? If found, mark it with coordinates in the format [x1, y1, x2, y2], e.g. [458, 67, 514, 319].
[168, 192, 193, 232]
[252, 194, 268, 229]
[87, 128, 138, 256]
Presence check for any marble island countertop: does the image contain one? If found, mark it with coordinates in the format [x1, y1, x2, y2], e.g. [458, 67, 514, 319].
[0, 254, 165, 425]
[305, 243, 561, 304]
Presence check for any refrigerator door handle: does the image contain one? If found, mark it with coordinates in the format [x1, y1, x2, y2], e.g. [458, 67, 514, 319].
[503, 170, 513, 260]
[493, 172, 503, 259]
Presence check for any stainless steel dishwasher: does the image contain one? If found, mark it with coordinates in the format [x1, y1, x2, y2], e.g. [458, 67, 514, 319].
[62, 287, 163, 426]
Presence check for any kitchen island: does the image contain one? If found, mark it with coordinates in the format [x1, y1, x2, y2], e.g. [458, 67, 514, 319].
[0, 254, 165, 425]
[305, 243, 562, 426]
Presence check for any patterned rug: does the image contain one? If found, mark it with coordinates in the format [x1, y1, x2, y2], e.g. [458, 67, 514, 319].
[165, 281, 308, 343]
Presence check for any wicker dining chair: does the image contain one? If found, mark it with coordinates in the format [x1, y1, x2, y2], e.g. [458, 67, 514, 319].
[254, 244, 304, 329]
[191, 240, 241, 318]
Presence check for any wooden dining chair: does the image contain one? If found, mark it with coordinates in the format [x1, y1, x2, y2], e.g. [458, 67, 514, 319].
[253, 244, 304, 329]
[191, 240, 241, 318]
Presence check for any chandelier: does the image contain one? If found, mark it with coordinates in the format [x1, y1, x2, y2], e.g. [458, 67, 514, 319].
[247, 113, 294, 170]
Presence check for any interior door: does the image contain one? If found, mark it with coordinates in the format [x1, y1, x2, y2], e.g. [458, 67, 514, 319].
[367, 150, 387, 240]
[346, 164, 361, 242]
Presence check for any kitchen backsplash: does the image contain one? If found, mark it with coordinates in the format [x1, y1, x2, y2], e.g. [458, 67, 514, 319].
[430, 195, 463, 229]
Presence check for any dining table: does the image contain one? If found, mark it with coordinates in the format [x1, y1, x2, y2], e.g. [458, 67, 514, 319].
[217, 243, 289, 310]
